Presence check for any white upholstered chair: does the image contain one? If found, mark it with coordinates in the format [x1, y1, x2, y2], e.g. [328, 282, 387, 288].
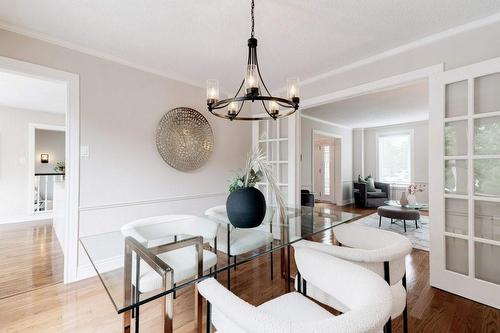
[293, 223, 412, 333]
[205, 205, 275, 288]
[197, 247, 392, 333]
[121, 214, 219, 294]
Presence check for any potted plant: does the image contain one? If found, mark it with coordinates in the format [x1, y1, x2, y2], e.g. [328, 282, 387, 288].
[226, 148, 285, 228]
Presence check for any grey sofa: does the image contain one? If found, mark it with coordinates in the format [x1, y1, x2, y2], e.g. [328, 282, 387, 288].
[353, 181, 390, 208]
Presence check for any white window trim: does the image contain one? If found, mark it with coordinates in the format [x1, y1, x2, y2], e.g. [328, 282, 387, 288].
[375, 129, 414, 184]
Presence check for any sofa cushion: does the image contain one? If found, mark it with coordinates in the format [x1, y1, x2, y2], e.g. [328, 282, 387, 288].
[367, 191, 387, 198]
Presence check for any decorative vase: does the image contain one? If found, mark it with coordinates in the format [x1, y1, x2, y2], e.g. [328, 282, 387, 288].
[400, 191, 409, 206]
[407, 193, 417, 206]
[226, 187, 266, 228]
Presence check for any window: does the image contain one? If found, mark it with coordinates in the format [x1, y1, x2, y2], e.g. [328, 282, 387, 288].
[378, 133, 412, 183]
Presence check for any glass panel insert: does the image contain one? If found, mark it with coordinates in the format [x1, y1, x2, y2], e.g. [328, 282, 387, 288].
[279, 163, 288, 184]
[269, 141, 278, 161]
[445, 160, 468, 195]
[259, 120, 267, 140]
[279, 141, 288, 161]
[445, 80, 468, 118]
[474, 116, 500, 155]
[445, 120, 468, 156]
[445, 236, 469, 275]
[474, 159, 500, 197]
[474, 200, 500, 241]
[279, 118, 288, 138]
[268, 120, 277, 139]
[475, 72, 500, 114]
[475, 242, 500, 285]
[445, 198, 468, 235]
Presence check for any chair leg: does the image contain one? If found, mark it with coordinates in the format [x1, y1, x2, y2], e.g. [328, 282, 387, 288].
[270, 247, 274, 281]
[379, 215, 382, 227]
[391, 218, 393, 224]
[173, 283, 176, 299]
[415, 219, 418, 229]
[233, 255, 237, 271]
[383, 320, 392, 333]
[403, 220, 407, 232]
[402, 273, 409, 333]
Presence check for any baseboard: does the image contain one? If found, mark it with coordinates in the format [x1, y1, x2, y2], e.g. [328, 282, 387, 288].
[0, 212, 53, 225]
[340, 198, 354, 206]
[76, 255, 123, 281]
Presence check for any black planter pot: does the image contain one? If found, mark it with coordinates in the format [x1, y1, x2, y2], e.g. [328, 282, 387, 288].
[226, 187, 267, 228]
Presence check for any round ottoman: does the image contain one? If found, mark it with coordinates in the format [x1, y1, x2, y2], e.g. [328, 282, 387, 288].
[377, 206, 420, 232]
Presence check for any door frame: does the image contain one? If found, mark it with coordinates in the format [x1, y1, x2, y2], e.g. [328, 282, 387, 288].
[312, 129, 342, 206]
[0, 55, 80, 283]
[429, 56, 500, 308]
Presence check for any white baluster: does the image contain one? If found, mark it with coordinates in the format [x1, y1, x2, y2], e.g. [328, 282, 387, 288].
[36, 176, 40, 212]
[44, 175, 49, 212]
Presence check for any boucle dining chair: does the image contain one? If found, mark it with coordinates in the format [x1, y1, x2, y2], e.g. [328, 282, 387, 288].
[197, 247, 392, 333]
[293, 223, 412, 333]
[121, 214, 219, 293]
[205, 205, 275, 289]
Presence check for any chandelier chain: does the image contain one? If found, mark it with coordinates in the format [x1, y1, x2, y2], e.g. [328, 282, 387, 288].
[251, 0, 255, 38]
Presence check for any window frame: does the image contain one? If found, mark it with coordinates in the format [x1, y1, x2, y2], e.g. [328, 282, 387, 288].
[376, 130, 414, 184]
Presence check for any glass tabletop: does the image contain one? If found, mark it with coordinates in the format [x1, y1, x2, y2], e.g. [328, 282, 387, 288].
[384, 200, 428, 210]
[80, 205, 359, 313]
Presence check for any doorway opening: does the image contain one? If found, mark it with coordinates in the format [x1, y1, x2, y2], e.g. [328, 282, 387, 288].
[0, 56, 80, 292]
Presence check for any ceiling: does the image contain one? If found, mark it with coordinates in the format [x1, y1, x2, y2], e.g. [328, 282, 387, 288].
[302, 80, 429, 128]
[1, 0, 500, 93]
[0, 70, 66, 113]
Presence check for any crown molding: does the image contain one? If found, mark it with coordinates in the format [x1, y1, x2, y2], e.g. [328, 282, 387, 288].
[300, 113, 351, 129]
[0, 21, 205, 90]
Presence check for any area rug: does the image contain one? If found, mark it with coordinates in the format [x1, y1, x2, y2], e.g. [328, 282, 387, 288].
[352, 213, 429, 251]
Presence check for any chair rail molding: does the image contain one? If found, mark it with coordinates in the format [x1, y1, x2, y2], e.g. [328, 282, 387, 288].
[79, 192, 228, 212]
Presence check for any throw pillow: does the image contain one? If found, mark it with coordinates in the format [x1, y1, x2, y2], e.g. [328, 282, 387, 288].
[357, 175, 367, 183]
[365, 176, 376, 192]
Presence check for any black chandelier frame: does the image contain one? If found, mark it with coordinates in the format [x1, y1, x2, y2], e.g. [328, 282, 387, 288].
[207, 0, 299, 121]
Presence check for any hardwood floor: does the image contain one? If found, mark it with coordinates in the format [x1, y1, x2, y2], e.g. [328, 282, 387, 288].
[0, 220, 63, 300]
[0, 206, 498, 332]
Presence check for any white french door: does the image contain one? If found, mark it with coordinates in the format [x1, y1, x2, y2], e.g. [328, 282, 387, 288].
[429, 57, 500, 308]
[252, 115, 298, 207]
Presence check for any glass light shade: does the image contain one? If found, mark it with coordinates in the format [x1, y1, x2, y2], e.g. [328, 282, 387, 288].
[268, 100, 279, 115]
[206, 79, 219, 102]
[287, 78, 299, 99]
[228, 102, 238, 115]
[245, 64, 259, 94]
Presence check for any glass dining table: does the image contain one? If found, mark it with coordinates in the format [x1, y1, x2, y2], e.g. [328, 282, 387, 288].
[80, 205, 359, 333]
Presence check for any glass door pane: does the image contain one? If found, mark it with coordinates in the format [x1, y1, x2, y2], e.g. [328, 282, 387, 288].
[474, 115, 500, 155]
[445, 80, 468, 118]
[445, 120, 468, 156]
[474, 200, 500, 241]
[474, 159, 500, 197]
[445, 198, 468, 235]
[445, 236, 469, 275]
[444, 160, 468, 194]
[475, 242, 500, 284]
[474, 72, 500, 114]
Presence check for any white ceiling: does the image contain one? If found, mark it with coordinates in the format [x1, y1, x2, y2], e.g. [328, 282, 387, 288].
[0, 71, 67, 113]
[1, 0, 500, 92]
[302, 80, 429, 128]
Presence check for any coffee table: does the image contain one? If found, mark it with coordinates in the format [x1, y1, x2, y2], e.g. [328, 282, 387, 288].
[384, 200, 428, 210]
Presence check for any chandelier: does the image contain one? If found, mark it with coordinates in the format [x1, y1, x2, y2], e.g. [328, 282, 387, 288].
[206, 0, 300, 121]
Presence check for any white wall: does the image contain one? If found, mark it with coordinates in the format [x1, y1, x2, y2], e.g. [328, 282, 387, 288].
[357, 120, 429, 203]
[300, 116, 353, 204]
[0, 28, 252, 275]
[0, 106, 65, 219]
[35, 129, 65, 174]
